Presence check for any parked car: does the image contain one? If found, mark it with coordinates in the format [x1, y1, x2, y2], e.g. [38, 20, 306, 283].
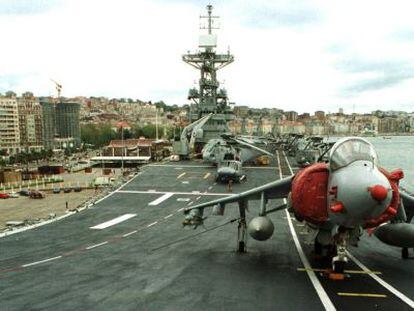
[53, 187, 61, 194]
[19, 189, 31, 196]
[0, 193, 10, 199]
[73, 186, 82, 192]
[63, 187, 72, 193]
[30, 190, 45, 199]
[9, 192, 19, 198]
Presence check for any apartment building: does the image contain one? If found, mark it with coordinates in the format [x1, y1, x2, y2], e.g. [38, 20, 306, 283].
[0, 93, 20, 154]
[17, 92, 43, 152]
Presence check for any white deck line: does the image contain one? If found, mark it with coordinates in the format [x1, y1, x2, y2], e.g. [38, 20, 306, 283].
[279, 151, 335, 311]
[147, 221, 158, 228]
[90, 214, 137, 230]
[147, 164, 278, 170]
[164, 214, 174, 219]
[118, 190, 232, 196]
[123, 230, 137, 237]
[86, 241, 108, 250]
[347, 252, 414, 308]
[148, 193, 174, 206]
[177, 172, 186, 179]
[148, 164, 210, 168]
[22, 256, 62, 268]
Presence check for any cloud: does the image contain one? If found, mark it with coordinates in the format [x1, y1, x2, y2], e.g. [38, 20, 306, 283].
[239, 1, 322, 29]
[390, 30, 414, 42]
[0, 0, 62, 15]
[1, 0, 414, 113]
[335, 58, 414, 95]
[343, 72, 414, 95]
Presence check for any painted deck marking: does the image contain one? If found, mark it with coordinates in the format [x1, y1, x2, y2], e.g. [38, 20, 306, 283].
[177, 198, 191, 202]
[278, 151, 335, 311]
[147, 164, 279, 170]
[182, 181, 189, 184]
[123, 230, 137, 237]
[285, 209, 335, 311]
[90, 214, 137, 230]
[22, 256, 62, 268]
[86, 241, 108, 250]
[337, 292, 387, 298]
[297, 268, 382, 275]
[118, 190, 232, 197]
[147, 221, 158, 228]
[347, 251, 414, 308]
[164, 214, 174, 219]
[177, 172, 186, 179]
[148, 193, 174, 206]
[203, 173, 210, 179]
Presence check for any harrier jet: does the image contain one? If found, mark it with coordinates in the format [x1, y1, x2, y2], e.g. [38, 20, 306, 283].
[183, 137, 414, 273]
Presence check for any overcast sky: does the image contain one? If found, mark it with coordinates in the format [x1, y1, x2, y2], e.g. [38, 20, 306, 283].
[1, 0, 414, 113]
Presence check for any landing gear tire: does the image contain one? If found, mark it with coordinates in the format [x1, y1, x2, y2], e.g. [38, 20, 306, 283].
[402, 247, 409, 259]
[314, 240, 323, 256]
[333, 260, 345, 274]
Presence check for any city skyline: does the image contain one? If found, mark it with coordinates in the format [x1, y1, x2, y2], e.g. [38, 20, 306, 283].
[1, 0, 414, 113]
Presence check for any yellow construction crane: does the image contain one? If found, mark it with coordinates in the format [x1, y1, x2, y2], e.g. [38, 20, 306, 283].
[50, 79, 62, 99]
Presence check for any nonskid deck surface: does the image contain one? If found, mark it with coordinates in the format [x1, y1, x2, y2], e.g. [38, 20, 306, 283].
[0, 158, 413, 310]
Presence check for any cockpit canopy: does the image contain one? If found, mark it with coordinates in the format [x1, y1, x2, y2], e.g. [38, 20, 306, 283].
[329, 137, 378, 171]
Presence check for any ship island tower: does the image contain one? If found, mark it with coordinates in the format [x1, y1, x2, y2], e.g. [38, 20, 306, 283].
[183, 4, 235, 152]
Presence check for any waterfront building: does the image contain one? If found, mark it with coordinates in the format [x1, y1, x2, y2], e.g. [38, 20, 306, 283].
[285, 111, 298, 122]
[0, 93, 20, 154]
[274, 120, 305, 134]
[315, 110, 325, 120]
[17, 92, 43, 152]
[39, 99, 56, 150]
[55, 102, 81, 147]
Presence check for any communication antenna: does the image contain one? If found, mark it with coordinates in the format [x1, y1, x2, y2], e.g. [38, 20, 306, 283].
[200, 4, 220, 35]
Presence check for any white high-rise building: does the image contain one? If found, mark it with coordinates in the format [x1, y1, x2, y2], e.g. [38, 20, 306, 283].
[0, 93, 20, 154]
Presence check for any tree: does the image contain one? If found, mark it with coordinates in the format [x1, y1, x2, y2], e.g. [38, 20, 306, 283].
[141, 125, 157, 138]
[81, 123, 117, 147]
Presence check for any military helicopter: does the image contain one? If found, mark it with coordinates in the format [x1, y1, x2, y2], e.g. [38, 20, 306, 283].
[183, 137, 414, 273]
[283, 133, 304, 156]
[202, 134, 274, 183]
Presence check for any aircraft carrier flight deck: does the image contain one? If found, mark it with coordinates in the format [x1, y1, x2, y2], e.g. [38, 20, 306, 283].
[1, 153, 414, 311]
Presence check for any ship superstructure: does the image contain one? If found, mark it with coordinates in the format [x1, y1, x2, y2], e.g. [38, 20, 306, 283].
[183, 5, 235, 152]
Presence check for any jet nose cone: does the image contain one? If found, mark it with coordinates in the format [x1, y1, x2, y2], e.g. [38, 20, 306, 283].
[369, 184, 388, 202]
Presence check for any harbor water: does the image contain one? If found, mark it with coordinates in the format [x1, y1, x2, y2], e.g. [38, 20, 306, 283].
[367, 136, 414, 192]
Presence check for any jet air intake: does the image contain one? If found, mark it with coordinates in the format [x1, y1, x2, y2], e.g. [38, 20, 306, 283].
[247, 216, 274, 241]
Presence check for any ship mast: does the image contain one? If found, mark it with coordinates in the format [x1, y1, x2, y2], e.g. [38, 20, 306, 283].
[182, 4, 234, 120]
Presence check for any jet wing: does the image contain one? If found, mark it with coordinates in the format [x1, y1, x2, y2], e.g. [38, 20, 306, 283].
[184, 175, 293, 213]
